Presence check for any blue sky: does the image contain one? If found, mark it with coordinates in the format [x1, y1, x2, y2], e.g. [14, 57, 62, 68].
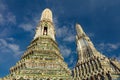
[0, 0, 120, 77]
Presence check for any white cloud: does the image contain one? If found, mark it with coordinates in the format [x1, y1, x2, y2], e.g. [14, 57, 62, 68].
[59, 45, 72, 58]
[0, 38, 23, 57]
[53, 17, 75, 41]
[0, 14, 5, 25]
[0, 0, 6, 12]
[6, 37, 14, 41]
[95, 42, 120, 62]
[53, 17, 59, 28]
[8, 44, 20, 53]
[55, 22, 75, 42]
[56, 26, 69, 38]
[96, 42, 120, 52]
[0, 0, 16, 26]
[69, 56, 75, 65]
[53, 17, 71, 38]
[6, 13, 16, 24]
[0, 13, 16, 25]
[19, 23, 34, 32]
[0, 27, 11, 38]
[87, 32, 95, 38]
[63, 35, 75, 42]
[0, 39, 7, 48]
[107, 43, 119, 50]
[33, 15, 40, 24]
[18, 14, 40, 33]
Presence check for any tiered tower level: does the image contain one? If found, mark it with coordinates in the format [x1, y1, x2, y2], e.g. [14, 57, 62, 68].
[73, 24, 120, 80]
[3, 8, 72, 80]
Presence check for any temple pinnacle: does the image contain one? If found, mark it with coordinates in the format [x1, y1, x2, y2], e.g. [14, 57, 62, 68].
[76, 23, 85, 37]
[40, 8, 53, 22]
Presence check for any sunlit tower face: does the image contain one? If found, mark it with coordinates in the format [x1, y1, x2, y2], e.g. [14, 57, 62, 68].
[34, 8, 55, 40]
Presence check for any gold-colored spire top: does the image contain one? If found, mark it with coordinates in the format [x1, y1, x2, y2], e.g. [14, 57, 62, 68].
[76, 23, 85, 37]
[41, 8, 53, 22]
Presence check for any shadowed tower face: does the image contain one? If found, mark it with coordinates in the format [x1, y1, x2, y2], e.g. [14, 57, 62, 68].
[73, 23, 120, 80]
[6, 8, 72, 80]
[76, 24, 100, 63]
[76, 23, 107, 63]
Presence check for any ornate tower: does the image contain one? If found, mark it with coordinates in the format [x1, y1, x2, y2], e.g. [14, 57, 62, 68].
[73, 24, 120, 80]
[3, 8, 72, 80]
[34, 8, 55, 40]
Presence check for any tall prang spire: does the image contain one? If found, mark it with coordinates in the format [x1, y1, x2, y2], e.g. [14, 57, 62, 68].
[73, 23, 120, 80]
[34, 8, 55, 40]
[7, 8, 72, 80]
[76, 23, 104, 63]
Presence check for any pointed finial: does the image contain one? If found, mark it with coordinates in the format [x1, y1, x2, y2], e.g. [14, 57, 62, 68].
[41, 8, 53, 22]
[76, 23, 85, 37]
